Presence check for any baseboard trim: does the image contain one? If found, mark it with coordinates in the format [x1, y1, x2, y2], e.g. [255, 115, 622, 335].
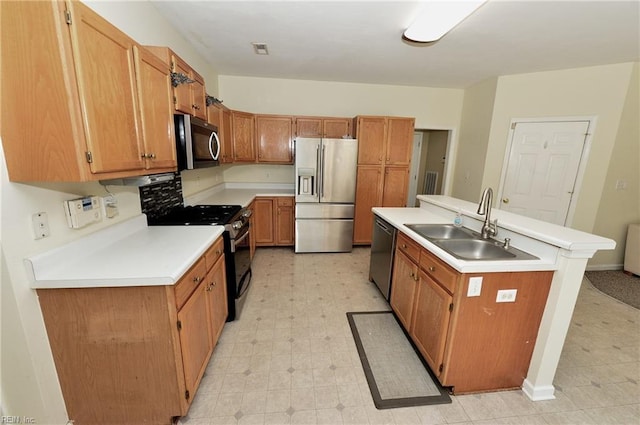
[585, 264, 624, 271]
[522, 380, 556, 401]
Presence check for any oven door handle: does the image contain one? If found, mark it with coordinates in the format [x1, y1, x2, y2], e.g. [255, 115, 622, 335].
[231, 227, 250, 252]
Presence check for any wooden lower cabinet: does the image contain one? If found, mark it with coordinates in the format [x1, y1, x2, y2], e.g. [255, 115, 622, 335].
[253, 196, 294, 247]
[390, 231, 553, 394]
[389, 250, 418, 330]
[37, 237, 227, 424]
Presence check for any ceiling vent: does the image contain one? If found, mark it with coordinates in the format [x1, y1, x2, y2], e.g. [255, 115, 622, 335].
[251, 42, 269, 55]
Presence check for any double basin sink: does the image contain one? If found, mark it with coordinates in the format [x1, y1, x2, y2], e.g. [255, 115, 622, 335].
[404, 224, 538, 261]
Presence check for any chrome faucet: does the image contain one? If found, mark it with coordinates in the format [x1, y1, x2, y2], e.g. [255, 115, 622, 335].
[477, 187, 498, 239]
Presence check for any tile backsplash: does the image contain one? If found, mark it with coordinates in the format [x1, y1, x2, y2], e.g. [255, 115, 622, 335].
[139, 174, 183, 220]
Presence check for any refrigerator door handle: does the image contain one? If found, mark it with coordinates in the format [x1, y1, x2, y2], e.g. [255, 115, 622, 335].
[320, 144, 326, 199]
[316, 144, 322, 199]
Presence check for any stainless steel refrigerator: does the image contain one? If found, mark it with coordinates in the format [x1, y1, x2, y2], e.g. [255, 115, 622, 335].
[294, 137, 358, 253]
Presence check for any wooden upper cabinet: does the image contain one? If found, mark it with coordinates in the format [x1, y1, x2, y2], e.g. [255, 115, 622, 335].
[219, 107, 233, 163]
[295, 117, 323, 137]
[231, 111, 256, 162]
[145, 46, 207, 119]
[1, 0, 182, 181]
[190, 70, 207, 120]
[207, 102, 222, 128]
[355, 116, 414, 166]
[171, 54, 193, 113]
[386, 117, 415, 165]
[256, 115, 293, 163]
[67, 0, 145, 174]
[323, 118, 352, 138]
[356, 117, 387, 165]
[133, 46, 177, 170]
[295, 117, 352, 138]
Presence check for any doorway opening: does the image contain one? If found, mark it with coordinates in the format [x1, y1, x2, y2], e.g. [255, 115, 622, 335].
[407, 129, 452, 206]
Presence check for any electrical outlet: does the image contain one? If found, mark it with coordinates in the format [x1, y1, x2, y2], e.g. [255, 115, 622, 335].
[467, 277, 482, 297]
[32, 212, 50, 239]
[496, 289, 517, 303]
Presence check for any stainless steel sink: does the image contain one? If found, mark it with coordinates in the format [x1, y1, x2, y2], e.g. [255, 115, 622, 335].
[404, 224, 477, 240]
[404, 223, 539, 261]
[435, 239, 517, 260]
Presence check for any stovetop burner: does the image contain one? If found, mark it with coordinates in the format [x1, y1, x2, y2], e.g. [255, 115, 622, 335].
[148, 204, 242, 226]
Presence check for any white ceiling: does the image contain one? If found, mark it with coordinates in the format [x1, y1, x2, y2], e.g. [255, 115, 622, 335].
[150, 0, 640, 89]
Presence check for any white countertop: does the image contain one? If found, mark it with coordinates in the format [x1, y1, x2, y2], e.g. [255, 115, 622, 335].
[186, 183, 295, 207]
[26, 215, 224, 289]
[373, 196, 615, 273]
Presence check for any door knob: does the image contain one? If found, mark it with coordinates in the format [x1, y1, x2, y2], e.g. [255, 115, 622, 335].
[502, 198, 509, 204]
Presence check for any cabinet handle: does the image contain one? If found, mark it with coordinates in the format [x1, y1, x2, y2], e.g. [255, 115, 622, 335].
[192, 104, 200, 110]
[410, 272, 418, 281]
[193, 276, 201, 284]
[402, 243, 407, 249]
[429, 266, 436, 272]
[216, 249, 222, 255]
[206, 283, 213, 292]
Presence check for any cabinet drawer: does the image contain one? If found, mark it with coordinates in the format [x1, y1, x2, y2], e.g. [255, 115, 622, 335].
[277, 197, 294, 207]
[175, 257, 207, 310]
[205, 237, 224, 271]
[397, 232, 420, 263]
[419, 249, 457, 294]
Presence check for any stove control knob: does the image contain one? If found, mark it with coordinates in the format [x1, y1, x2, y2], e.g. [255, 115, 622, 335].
[232, 220, 243, 230]
[242, 209, 253, 218]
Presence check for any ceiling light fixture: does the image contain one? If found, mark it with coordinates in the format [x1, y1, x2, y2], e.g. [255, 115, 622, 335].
[404, 0, 487, 43]
[251, 42, 269, 55]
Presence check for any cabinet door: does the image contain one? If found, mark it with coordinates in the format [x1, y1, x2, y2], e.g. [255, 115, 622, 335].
[231, 111, 256, 162]
[190, 70, 207, 120]
[356, 117, 386, 165]
[207, 103, 222, 128]
[220, 108, 233, 163]
[385, 118, 415, 165]
[256, 115, 293, 163]
[353, 165, 383, 244]
[390, 250, 419, 330]
[133, 46, 177, 170]
[253, 198, 275, 245]
[411, 270, 453, 377]
[172, 55, 192, 114]
[68, 1, 145, 174]
[275, 198, 294, 246]
[206, 255, 228, 347]
[382, 167, 409, 207]
[295, 117, 323, 137]
[323, 118, 352, 138]
[177, 281, 213, 405]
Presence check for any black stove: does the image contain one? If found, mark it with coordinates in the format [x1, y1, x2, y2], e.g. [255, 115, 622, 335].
[148, 204, 242, 226]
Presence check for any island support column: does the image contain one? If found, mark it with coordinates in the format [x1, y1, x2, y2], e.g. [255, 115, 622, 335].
[522, 250, 593, 400]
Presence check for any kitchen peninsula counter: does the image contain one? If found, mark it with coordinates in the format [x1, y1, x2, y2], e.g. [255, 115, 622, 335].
[378, 194, 615, 402]
[26, 215, 224, 289]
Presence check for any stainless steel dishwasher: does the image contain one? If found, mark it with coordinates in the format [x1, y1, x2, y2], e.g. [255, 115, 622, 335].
[369, 215, 396, 301]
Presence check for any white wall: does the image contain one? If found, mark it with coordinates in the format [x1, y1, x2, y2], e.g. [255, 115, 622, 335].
[484, 63, 635, 235]
[590, 63, 640, 268]
[452, 77, 498, 202]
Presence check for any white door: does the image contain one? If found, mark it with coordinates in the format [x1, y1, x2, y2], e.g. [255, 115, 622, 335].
[406, 132, 423, 206]
[500, 121, 589, 225]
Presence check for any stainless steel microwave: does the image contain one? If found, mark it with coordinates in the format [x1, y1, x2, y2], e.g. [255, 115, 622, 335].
[175, 114, 220, 171]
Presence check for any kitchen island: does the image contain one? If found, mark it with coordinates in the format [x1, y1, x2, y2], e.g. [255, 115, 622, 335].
[373, 195, 615, 401]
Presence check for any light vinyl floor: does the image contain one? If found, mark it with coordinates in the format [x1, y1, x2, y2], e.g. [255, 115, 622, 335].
[180, 248, 640, 425]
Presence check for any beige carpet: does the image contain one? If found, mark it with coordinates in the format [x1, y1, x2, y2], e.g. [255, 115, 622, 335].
[584, 270, 640, 309]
